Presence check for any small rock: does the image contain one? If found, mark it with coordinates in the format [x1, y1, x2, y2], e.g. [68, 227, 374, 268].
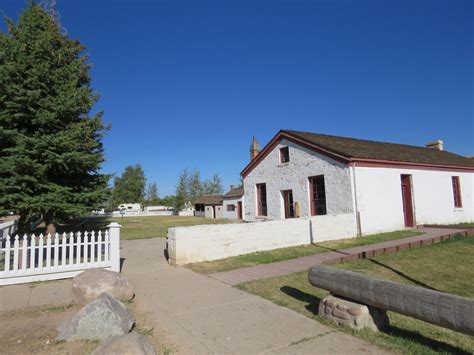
[332, 308, 351, 320]
[57, 293, 134, 341]
[72, 268, 135, 304]
[347, 307, 362, 316]
[92, 333, 156, 355]
[318, 295, 389, 332]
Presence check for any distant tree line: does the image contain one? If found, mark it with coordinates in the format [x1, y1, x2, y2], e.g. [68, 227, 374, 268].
[107, 165, 223, 212]
[174, 169, 223, 211]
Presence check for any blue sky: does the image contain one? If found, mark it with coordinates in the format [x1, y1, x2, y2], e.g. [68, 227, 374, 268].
[2, 0, 473, 196]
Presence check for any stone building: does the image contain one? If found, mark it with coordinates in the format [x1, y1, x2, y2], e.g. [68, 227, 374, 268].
[241, 130, 473, 235]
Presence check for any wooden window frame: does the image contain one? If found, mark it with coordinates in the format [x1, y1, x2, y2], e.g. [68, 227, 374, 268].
[309, 175, 327, 216]
[452, 176, 462, 208]
[226, 204, 235, 212]
[279, 147, 290, 164]
[256, 183, 267, 216]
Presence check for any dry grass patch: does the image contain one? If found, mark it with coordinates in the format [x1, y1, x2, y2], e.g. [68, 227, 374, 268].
[238, 235, 474, 354]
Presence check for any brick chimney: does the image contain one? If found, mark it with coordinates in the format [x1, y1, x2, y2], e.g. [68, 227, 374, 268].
[250, 136, 260, 160]
[426, 140, 444, 151]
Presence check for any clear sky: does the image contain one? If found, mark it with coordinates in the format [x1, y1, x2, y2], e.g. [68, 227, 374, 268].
[2, 0, 473, 196]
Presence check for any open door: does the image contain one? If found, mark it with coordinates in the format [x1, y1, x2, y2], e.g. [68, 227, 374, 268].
[283, 190, 295, 219]
[401, 175, 414, 227]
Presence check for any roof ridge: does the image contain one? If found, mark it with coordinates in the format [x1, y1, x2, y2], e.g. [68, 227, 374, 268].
[282, 129, 458, 153]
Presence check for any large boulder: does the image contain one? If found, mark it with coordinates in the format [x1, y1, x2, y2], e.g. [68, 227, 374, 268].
[92, 333, 156, 355]
[57, 293, 135, 341]
[72, 268, 135, 304]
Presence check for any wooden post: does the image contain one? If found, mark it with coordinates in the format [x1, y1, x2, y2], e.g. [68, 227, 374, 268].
[308, 265, 474, 335]
[108, 223, 121, 272]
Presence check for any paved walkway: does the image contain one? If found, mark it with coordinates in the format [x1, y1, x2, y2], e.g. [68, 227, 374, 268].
[121, 238, 387, 354]
[210, 227, 468, 285]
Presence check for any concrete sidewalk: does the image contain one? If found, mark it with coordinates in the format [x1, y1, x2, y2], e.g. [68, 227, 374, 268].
[121, 237, 387, 354]
[210, 227, 468, 285]
[1, 237, 388, 354]
[0, 279, 71, 312]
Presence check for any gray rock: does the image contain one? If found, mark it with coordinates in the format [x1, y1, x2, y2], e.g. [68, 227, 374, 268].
[318, 294, 389, 332]
[72, 268, 135, 304]
[92, 333, 156, 355]
[57, 293, 135, 341]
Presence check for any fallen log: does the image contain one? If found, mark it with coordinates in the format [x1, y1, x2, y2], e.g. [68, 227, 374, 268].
[308, 265, 474, 335]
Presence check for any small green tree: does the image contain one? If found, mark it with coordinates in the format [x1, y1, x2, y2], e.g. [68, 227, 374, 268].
[203, 174, 224, 195]
[145, 182, 160, 205]
[174, 169, 190, 211]
[188, 169, 203, 203]
[0, 4, 109, 234]
[109, 164, 146, 209]
[160, 195, 176, 208]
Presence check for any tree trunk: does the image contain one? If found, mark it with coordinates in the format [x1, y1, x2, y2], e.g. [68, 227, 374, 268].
[44, 212, 56, 236]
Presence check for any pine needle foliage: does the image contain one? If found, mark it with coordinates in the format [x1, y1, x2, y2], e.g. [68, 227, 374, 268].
[0, 3, 110, 230]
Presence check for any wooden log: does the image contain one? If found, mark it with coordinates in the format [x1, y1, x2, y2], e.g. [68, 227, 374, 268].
[308, 265, 474, 335]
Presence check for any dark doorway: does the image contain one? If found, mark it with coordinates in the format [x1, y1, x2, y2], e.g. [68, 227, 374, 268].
[237, 201, 243, 219]
[401, 175, 414, 227]
[283, 190, 295, 219]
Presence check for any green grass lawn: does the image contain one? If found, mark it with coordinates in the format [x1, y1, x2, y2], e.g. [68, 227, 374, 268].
[80, 216, 237, 240]
[186, 230, 421, 274]
[238, 235, 474, 354]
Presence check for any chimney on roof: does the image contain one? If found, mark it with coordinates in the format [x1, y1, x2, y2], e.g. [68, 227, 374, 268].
[426, 140, 444, 151]
[250, 136, 260, 160]
[230, 185, 237, 190]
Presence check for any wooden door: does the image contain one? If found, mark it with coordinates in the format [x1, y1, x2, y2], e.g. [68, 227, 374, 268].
[283, 190, 295, 219]
[237, 201, 243, 219]
[401, 175, 414, 227]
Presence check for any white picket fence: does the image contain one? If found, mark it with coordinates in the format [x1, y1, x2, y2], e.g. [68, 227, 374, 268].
[0, 222, 121, 286]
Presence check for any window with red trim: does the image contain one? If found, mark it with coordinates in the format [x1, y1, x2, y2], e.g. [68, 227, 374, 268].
[280, 147, 290, 163]
[452, 176, 462, 208]
[256, 183, 267, 216]
[309, 175, 327, 215]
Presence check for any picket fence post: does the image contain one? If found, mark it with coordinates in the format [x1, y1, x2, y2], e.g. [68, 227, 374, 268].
[108, 222, 121, 272]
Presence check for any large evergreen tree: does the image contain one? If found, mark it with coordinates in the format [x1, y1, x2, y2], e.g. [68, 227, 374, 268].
[0, 4, 109, 234]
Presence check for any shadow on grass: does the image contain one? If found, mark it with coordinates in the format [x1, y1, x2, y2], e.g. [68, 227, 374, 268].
[280, 286, 322, 314]
[280, 285, 469, 354]
[385, 325, 471, 355]
[367, 259, 442, 292]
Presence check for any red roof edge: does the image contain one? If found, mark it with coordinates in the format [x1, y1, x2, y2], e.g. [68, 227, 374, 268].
[240, 130, 474, 178]
[240, 130, 351, 178]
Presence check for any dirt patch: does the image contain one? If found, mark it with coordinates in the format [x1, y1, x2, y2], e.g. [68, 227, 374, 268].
[0, 301, 180, 354]
[0, 304, 98, 354]
[128, 301, 181, 354]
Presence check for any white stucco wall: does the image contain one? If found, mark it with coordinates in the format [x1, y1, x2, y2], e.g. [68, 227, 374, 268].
[354, 167, 474, 234]
[205, 205, 223, 219]
[243, 139, 354, 221]
[167, 213, 357, 265]
[222, 196, 243, 219]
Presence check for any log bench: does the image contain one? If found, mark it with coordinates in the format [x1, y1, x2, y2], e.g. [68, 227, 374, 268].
[308, 265, 474, 335]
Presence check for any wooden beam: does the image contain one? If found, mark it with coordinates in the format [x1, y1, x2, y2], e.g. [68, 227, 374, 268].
[308, 265, 474, 335]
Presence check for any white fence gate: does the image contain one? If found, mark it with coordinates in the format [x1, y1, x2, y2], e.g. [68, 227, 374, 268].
[0, 222, 121, 286]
